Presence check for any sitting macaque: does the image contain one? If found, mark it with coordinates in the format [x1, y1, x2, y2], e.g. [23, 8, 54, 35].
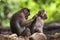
[29, 10, 47, 34]
[10, 8, 33, 36]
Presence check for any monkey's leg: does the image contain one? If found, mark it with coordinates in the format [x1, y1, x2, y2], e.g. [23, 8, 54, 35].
[21, 28, 31, 37]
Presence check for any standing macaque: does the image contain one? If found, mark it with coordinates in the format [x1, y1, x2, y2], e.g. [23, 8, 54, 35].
[10, 8, 33, 36]
[29, 10, 47, 34]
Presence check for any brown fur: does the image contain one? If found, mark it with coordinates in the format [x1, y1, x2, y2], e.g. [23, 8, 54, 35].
[10, 8, 33, 36]
[29, 10, 47, 34]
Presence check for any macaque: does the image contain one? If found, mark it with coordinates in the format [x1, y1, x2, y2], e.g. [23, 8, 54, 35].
[29, 10, 47, 34]
[10, 8, 33, 36]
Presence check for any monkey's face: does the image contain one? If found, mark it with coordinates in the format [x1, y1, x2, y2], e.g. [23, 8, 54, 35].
[38, 10, 47, 20]
[24, 9, 30, 19]
[40, 11, 47, 20]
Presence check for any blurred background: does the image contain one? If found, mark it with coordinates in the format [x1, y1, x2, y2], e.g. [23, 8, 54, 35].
[0, 0, 60, 27]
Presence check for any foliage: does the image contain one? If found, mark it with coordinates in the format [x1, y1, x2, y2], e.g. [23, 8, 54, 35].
[0, 0, 60, 26]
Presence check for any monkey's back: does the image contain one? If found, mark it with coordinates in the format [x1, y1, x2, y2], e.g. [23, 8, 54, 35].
[34, 17, 44, 33]
[30, 17, 44, 34]
[10, 13, 20, 33]
[34, 17, 44, 28]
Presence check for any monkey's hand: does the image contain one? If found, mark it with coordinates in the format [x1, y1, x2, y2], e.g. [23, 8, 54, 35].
[32, 15, 37, 20]
[20, 19, 34, 27]
[25, 19, 34, 27]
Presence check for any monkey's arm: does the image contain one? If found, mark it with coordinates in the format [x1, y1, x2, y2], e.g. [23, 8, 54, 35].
[21, 19, 33, 27]
[20, 13, 34, 27]
[15, 20, 25, 34]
